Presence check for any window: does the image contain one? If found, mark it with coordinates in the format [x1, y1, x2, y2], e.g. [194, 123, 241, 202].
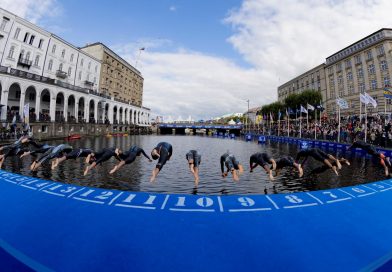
[367, 50, 373, 60]
[371, 79, 377, 90]
[34, 55, 39, 66]
[23, 32, 30, 43]
[380, 60, 388, 71]
[384, 76, 390, 87]
[8, 46, 15, 59]
[38, 39, 43, 49]
[94, 77, 96, 83]
[348, 85, 353, 95]
[78, 71, 82, 80]
[336, 63, 342, 71]
[26, 51, 30, 61]
[357, 67, 363, 78]
[0, 18, 9, 30]
[68, 67, 72, 76]
[339, 89, 344, 97]
[80, 59, 84, 66]
[61, 49, 65, 58]
[355, 55, 361, 64]
[70, 54, 74, 62]
[359, 83, 365, 93]
[338, 75, 343, 85]
[328, 67, 333, 74]
[88, 62, 91, 70]
[368, 64, 375, 74]
[347, 72, 353, 81]
[29, 35, 35, 45]
[345, 59, 351, 68]
[14, 28, 20, 39]
[95, 65, 97, 72]
[48, 59, 53, 71]
[377, 45, 385, 55]
[52, 44, 56, 54]
[59, 63, 63, 71]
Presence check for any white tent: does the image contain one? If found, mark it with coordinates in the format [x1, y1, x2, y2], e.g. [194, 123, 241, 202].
[228, 119, 236, 125]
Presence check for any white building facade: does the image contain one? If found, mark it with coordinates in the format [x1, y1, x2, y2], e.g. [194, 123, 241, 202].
[0, 7, 150, 126]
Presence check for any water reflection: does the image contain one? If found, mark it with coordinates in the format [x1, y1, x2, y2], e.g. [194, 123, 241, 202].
[1, 135, 387, 195]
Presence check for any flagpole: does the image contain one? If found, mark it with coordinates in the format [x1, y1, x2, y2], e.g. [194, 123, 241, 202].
[338, 105, 341, 142]
[287, 109, 290, 137]
[365, 103, 367, 142]
[315, 108, 317, 140]
[385, 97, 387, 126]
[299, 110, 302, 139]
[278, 115, 280, 136]
[306, 107, 309, 130]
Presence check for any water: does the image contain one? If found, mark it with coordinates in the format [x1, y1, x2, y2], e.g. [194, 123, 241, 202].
[2, 135, 387, 195]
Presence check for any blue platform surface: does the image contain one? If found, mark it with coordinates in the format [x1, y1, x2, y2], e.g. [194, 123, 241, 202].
[2, 170, 392, 271]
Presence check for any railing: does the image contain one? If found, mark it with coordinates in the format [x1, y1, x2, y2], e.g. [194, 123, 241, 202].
[17, 58, 32, 68]
[56, 70, 67, 79]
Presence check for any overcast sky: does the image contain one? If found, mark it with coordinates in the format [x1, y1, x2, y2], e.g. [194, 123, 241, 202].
[2, 0, 392, 120]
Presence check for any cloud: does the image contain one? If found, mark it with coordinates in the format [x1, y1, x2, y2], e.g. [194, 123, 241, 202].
[131, 0, 392, 120]
[169, 5, 177, 12]
[0, 0, 61, 23]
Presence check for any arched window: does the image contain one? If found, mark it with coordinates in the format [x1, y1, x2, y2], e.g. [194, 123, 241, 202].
[34, 55, 40, 66]
[19, 49, 25, 60]
[61, 49, 65, 58]
[48, 59, 53, 71]
[14, 28, 20, 39]
[88, 62, 91, 70]
[59, 63, 63, 71]
[70, 54, 74, 62]
[8, 46, 15, 59]
[26, 51, 31, 61]
[80, 58, 84, 66]
[52, 44, 56, 54]
[78, 71, 82, 80]
[68, 67, 72, 76]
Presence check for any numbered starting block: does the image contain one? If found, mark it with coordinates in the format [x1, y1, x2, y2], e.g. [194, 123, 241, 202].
[258, 135, 266, 144]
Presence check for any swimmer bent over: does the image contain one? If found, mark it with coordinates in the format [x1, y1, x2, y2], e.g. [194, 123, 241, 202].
[249, 152, 277, 181]
[220, 153, 243, 182]
[150, 142, 173, 182]
[186, 150, 201, 185]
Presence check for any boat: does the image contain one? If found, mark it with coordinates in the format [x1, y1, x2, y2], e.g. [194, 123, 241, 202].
[66, 134, 81, 140]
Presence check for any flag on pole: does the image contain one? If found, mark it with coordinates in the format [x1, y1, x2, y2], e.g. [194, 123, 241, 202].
[364, 92, 377, 108]
[278, 111, 282, 120]
[286, 108, 289, 116]
[270, 112, 273, 121]
[360, 93, 369, 104]
[336, 98, 349, 109]
[300, 105, 308, 114]
[384, 88, 392, 99]
[307, 103, 315, 111]
[23, 103, 30, 124]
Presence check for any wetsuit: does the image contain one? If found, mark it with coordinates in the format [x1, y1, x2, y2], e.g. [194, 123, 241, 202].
[92, 147, 120, 165]
[250, 153, 272, 167]
[186, 150, 201, 167]
[349, 141, 380, 157]
[119, 146, 150, 164]
[220, 153, 239, 173]
[1, 136, 39, 158]
[276, 156, 296, 170]
[296, 148, 329, 164]
[37, 144, 73, 164]
[66, 148, 94, 160]
[154, 142, 173, 170]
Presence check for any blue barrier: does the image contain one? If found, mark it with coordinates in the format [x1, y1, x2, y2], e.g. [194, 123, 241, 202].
[258, 136, 266, 144]
[2, 170, 392, 271]
[245, 134, 252, 141]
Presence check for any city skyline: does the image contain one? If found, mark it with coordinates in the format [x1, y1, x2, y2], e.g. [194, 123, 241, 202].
[2, 0, 392, 120]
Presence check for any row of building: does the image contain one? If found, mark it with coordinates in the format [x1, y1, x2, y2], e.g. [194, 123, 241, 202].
[277, 28, 392, 117]
[0, 7, 150, 126]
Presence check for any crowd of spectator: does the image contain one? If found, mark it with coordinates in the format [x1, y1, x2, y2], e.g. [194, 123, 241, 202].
[249, 115, 392, 148]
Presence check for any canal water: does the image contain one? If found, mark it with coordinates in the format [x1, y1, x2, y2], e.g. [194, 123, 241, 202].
[2, 135, 387, 195]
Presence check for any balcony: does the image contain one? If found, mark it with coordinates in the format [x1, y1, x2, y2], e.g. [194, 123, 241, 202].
[17, 58, 32, 68]
[56, 70, 67, 79]
[84, 80, 94, 86]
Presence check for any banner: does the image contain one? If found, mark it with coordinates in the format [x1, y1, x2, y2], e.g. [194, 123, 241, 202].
[23, 103, 30, 124]
[300, 105, 308, 114]
[384, 88, 392, 99]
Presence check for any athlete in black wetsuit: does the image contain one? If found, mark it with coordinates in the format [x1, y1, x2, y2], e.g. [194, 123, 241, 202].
[275, 156, 303, 177]
[249, 152, 277, 180]
[220, 153, 243, 181]
[309, 158, 351, 176]
[296, 148, 342, 176]
[348, 140, 391, 176]
[150, 142, 173, 182]
[186, 150, 201, 184]
[51, 148, 94, 170]
[0, 136, 38, 168]
[109, 145, 152, 174]
[84, 147, 121, 176]
[30, 144, 73, 171]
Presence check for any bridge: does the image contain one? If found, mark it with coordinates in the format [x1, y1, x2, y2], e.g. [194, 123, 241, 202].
[158, 123, 243, 135]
